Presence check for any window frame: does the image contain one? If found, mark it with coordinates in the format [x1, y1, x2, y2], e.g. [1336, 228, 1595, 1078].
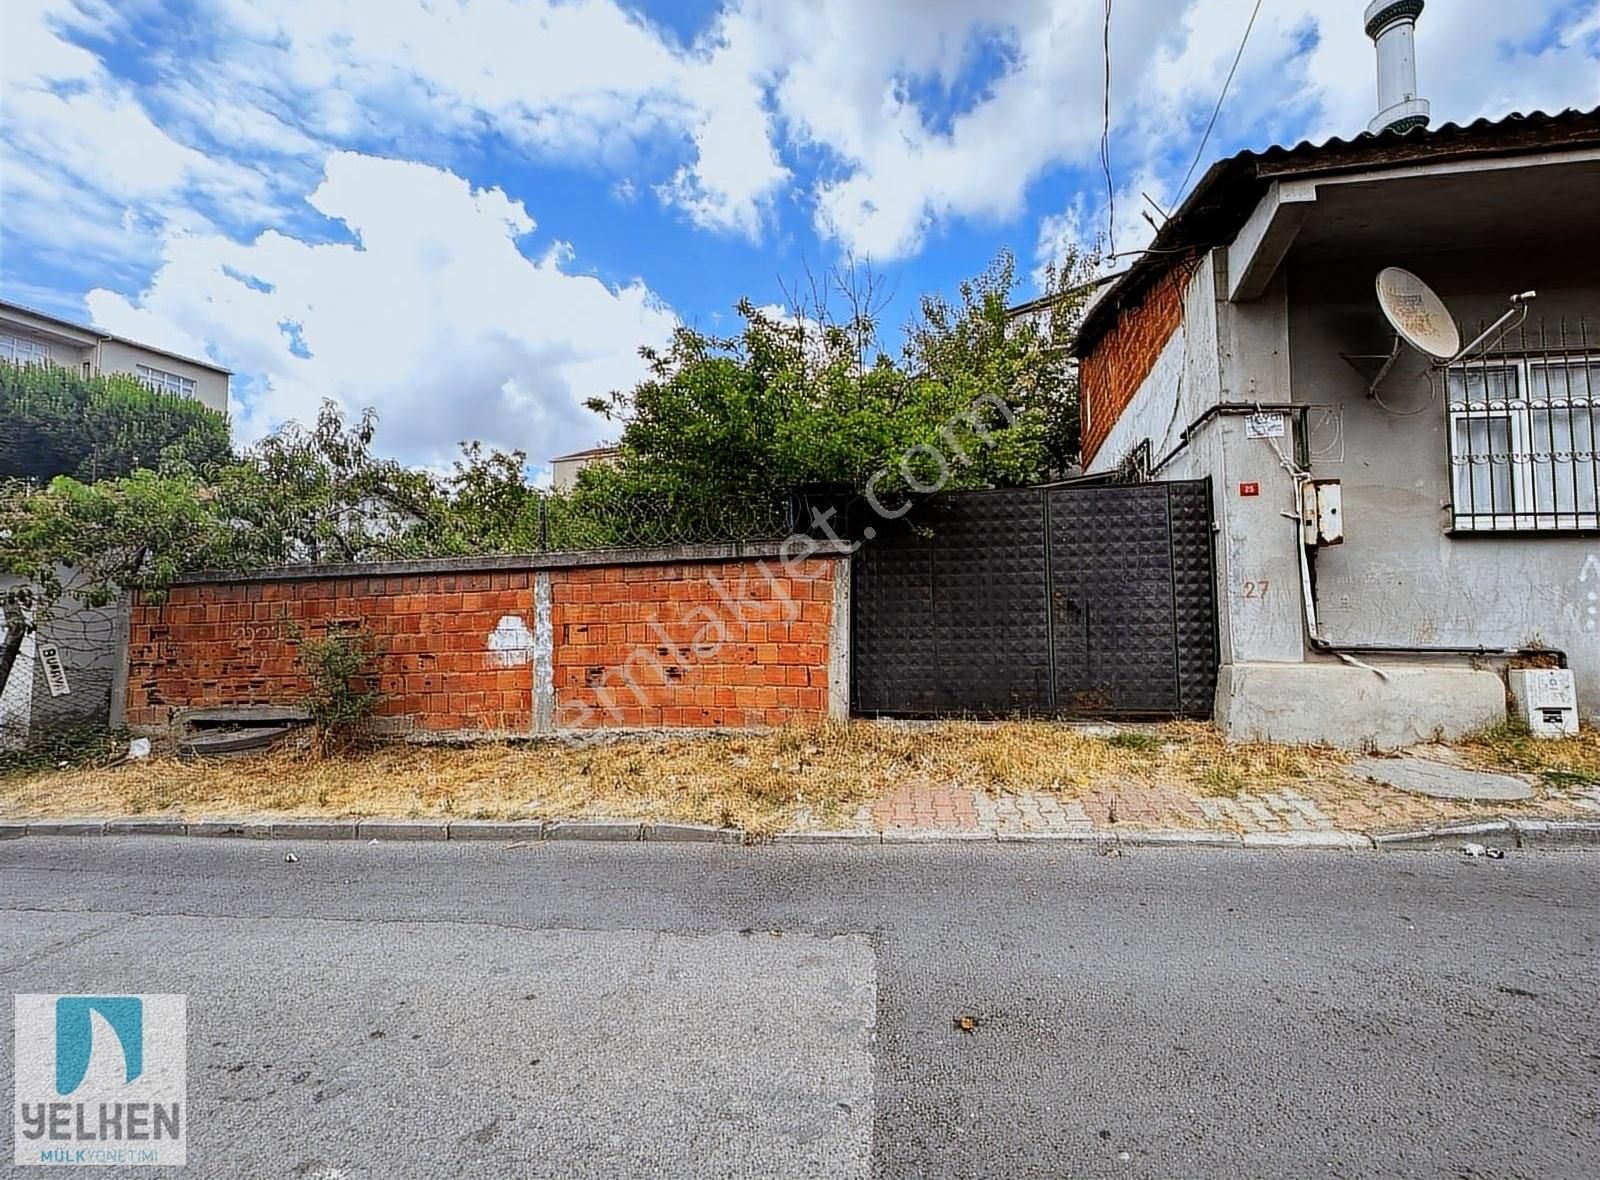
[0, 333, 53, 365]
[1446, 354, 1600, 532]
[134, 363, 197, 398]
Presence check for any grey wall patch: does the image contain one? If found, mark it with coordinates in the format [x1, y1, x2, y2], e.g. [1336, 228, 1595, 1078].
[533, 573, 555, 734]
[487, 615, 535, 667]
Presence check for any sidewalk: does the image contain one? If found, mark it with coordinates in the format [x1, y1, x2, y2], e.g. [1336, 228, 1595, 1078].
[829, 775, 1600, 842]
[4, 719, 1600, 847]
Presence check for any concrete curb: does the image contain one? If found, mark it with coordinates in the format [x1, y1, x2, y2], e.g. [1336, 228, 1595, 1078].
[1243, 831, 1375, 850]
[188, 819, 273, 839]
[1120, 829, 1244, 848]
[357, 819, 450, 842]
[770, 830, 880, 845]
[105, 818, 189, 837]
[8, 816, 1600, 850]
[881, 828, 996, 844]
[545, 819, 642, 842]
[643, 822, 745, 845]
[23, 820, 108, 837]
[271, 819, 358, 841]
[1371, 819, 1515, 850]
[1509, 818, 1600, 848]
[446, 820, 546, 842]
[995, 830, 1114, 845]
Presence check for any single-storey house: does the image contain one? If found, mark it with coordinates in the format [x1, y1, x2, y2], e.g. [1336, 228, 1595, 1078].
[1072, 15, 1600, 745]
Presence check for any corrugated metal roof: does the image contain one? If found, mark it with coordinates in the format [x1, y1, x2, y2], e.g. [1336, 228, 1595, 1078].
[1072, 106, 1600, 356]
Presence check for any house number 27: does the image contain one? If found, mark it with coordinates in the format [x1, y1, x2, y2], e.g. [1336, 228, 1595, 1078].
[1241, 579, 1270, 600]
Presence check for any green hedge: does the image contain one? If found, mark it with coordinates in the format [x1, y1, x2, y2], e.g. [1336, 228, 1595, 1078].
[0, 361, 231, 483]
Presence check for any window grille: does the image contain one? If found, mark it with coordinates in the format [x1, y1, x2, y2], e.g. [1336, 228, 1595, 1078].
[1445, 316, 1599, 532]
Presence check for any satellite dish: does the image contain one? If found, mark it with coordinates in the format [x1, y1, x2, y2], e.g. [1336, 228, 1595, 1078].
[1375, 267, 1460, 361]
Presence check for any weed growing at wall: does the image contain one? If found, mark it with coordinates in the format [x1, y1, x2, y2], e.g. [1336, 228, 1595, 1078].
[0, 724, 127, 779]
[294, 624, 385, 754]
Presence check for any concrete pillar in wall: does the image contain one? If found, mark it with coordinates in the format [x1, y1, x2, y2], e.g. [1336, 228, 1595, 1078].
[828, 558, 851, 720]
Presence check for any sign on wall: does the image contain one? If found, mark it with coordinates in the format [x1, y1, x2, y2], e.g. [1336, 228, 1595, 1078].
[1244, 412, 1287, 440]
[35, 643, 70, 698]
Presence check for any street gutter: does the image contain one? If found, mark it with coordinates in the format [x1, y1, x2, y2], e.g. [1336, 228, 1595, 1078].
[3, 816, 1599, 849]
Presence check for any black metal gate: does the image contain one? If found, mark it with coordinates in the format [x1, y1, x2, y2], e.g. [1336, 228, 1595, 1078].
[850, 480, 1218, 718]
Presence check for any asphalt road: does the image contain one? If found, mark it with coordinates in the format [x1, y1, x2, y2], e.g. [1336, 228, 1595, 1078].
[1, 838, 1597, 1179]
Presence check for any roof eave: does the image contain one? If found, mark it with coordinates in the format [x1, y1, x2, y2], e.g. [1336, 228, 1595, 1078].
[1072, 106, 1600, 359]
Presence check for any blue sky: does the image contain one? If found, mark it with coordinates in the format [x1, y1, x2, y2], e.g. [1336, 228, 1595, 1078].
[3, 0, 1598, 476]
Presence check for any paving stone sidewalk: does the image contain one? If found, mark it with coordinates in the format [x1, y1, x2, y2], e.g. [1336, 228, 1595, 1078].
[841, 777, 1600, 840]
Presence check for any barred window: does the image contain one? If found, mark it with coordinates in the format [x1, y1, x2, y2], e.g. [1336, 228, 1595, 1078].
[135, 363, 197, 398]
[0, 333, 52, 365]
[1447, 356, 1600, 531]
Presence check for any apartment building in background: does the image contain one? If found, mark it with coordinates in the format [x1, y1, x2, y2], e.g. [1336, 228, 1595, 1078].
[0, 298, 230, 413]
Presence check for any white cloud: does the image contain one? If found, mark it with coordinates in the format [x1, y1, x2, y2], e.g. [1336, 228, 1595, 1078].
[85, 153, 679, 470]
[10, 0, 1594, 272]
[193, 0, 789, 238]
[0, 0, 277, 272]
[743, 0, 1600, 259]
[4, 0, 1598, 469]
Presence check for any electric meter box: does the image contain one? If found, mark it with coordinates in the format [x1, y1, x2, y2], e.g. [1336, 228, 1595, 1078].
[1508, 668, 1579, 738]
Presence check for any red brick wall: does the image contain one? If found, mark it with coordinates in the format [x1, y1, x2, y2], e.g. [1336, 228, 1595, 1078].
[126, 556, 840, 735]
[1079, 255, 1197, 466]
[551, 558, 836, 729]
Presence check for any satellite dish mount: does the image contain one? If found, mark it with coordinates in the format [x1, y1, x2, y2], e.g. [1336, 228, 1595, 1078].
[1352, 267, 1536, 399]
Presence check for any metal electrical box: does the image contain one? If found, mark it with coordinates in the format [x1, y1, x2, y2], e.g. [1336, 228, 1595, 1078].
[1300, 479, 1344, 546]
[1509, 668, 1579, 738]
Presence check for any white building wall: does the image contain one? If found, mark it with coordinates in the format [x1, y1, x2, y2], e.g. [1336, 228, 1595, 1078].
[96, 339, 230, 414]
[1085, 255, 1308, 673]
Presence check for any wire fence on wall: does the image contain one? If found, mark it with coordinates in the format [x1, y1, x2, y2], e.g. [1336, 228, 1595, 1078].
[530, 486, 792, 551]
[0, 594, 123, 763]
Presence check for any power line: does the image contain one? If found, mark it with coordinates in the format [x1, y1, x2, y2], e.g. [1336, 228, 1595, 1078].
[1177, 0, 1265, 200]
[1100, 0, 1115, 251]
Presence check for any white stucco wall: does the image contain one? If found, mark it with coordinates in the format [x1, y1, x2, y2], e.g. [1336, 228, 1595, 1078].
[1085, 255, 1307, 670]
[96, 339, 230, 414]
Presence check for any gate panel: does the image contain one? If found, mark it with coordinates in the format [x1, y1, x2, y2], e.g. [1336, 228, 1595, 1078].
[850, 480, 1216, 718]
[1167, 480, 1221, 717]
[926, 491, 1051, 713]
[1049, 484, 1178, 715]
[851, 489, 1051, 715]
[850, 519, 938, 714]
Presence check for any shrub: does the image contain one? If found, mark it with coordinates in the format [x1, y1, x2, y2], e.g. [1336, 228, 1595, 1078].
[295, 625, 384, 753]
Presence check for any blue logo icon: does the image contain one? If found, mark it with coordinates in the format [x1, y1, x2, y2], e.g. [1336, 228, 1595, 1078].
[54, 996, 144, 1095]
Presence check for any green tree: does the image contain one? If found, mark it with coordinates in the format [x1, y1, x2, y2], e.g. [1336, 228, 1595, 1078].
[436, 442, 546, 553]
[906, 246, 1097, 477]
[0, 363, 231, 483]
[580, 248, 1099, 540]
[208, 401, 447, 567]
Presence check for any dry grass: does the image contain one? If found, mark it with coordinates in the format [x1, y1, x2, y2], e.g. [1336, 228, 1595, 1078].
[0, 720, 1355, 836]
[1453, 720, 1600, 787]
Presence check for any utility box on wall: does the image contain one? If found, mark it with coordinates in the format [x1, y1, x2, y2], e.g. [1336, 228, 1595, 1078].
[1508, 668, 1579, 738]
[1300, 480, 1343, 546]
